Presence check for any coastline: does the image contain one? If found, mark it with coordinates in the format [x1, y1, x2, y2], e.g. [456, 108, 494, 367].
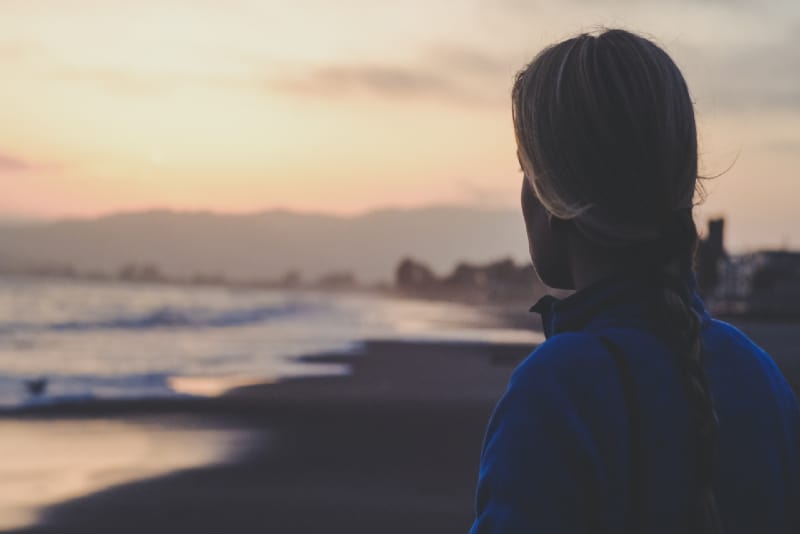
[3, 317, 798, 533]
[3, 339, 532, 534]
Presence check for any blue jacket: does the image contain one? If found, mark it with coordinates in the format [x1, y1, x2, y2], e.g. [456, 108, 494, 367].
[470, 274, 800, 533]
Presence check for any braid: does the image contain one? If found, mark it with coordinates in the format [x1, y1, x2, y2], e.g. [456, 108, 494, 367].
[655, 213, 723, 533]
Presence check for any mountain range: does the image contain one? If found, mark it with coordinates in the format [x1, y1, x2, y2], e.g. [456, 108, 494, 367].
[0, 206, 530, 283]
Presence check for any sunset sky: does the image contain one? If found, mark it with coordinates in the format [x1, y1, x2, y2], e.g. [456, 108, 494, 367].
[1, 0, 798, 250]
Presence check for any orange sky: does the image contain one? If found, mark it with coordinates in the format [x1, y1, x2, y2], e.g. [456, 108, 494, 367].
[1, 0, 798, 251]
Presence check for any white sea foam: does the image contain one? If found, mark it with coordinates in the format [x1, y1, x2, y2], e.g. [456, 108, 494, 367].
[0, 276, 541, 407]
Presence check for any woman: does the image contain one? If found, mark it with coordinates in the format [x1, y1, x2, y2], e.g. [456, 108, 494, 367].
[470, 29, 799, 533]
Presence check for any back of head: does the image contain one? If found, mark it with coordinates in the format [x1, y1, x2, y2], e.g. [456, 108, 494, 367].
[512, 29, 698, 247]
[512, 29, 722, 534]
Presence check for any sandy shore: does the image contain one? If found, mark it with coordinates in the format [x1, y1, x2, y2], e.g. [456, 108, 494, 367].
[3, 318, 797, 534]
[0, 416, 257, 531]
[3, 340, 532, 534]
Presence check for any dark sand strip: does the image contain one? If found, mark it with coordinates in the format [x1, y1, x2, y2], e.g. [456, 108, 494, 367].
[5, 320, 797, 534]
[5, 340, 531, 534]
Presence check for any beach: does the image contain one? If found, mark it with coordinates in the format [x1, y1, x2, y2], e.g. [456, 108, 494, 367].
[2, 339, 532, 534]
[2, 317, 797, 534]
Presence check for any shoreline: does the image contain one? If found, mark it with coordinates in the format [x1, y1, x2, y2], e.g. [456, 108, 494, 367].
[3, 319, 798, 533]
[0, 339, 532, 419]
[3, 339, 532, 534]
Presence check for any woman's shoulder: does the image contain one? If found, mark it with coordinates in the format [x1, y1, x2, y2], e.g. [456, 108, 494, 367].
[486, 331, 622, 447]
[704, 317, 770, 355]
[703, 318, 799, 407]
[704, 319, 789, 381]
[508, 332, 616, 394]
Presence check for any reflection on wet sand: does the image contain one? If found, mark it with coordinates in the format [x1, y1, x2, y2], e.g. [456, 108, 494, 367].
[0, 417, 255, 530]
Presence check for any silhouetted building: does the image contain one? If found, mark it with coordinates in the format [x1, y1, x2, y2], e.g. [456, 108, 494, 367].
[692, 218, 800, 316]
[695, 218, 726, 296]
[314, 271, 358, 290]
[280, 270, 303, 288]
[444, 262, 488, 292]
[715, 250, 800, 317]
[118, 263, 163, 282]
[396, 258, 437, 291]
[483, 259, 540, 301]
[395, 257, 544, 303]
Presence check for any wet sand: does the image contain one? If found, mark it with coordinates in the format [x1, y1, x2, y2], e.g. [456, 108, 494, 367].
[4, 318, 798, 534]
[0, 416, 256, 531]
[3, 340, 531, 534]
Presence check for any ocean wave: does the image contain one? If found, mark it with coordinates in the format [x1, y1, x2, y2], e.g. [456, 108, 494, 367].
[2, 302, 317, 333]
[0, 372, 181, 410]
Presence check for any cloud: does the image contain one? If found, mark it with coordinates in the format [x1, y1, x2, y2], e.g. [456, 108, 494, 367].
[0, 151, 61, 175]
[425, 45, 509, 78]
[676, 31, 800, 112]
[270, 63, 495, 105]
[0, 152, 34, 172]
[757, 139, 800, 154]
[485, 0, 800, 113]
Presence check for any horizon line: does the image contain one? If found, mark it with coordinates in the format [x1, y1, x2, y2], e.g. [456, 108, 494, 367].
[0, 202, 523, 225]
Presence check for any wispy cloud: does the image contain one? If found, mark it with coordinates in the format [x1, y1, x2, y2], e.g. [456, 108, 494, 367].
[0, 152, 34, 172]
[676, 30, 800, 112]
[757, 139, 800, 154]
[269, 63, 495, 105]
[0, 151, 60, 175]
[425, 45, 509, 78]
[483, 0, 800, 112]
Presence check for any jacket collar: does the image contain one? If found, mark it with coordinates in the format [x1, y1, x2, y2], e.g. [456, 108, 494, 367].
[530, 271, 709, 339]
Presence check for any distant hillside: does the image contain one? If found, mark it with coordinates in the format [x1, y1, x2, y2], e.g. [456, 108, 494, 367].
[0, 206, 530, 282]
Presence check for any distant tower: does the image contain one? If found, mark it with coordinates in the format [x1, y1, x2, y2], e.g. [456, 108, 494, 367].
[696, 218, 726, 296]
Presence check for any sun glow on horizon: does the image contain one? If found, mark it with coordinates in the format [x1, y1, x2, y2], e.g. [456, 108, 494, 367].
[1, 0, 798, 249]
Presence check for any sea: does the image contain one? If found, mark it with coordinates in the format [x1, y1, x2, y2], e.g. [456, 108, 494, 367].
[0, 275, 541, 409]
